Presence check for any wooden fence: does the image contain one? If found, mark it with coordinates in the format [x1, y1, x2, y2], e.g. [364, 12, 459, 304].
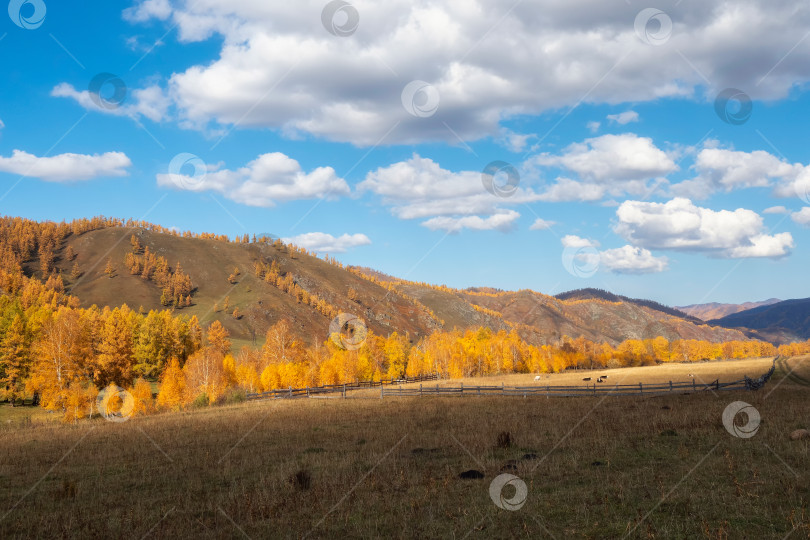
[246, 359, 777, 401]
[246, 375, 754, 401]
[245, 372, 439, 401]
[380, 378, 751, 398]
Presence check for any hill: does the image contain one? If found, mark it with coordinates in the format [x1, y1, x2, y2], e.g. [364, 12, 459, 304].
[710, 297, 810, 342]
[555, 288, 703, 324]
[15, 220, 752, 347]
[677, 298, 781, 321]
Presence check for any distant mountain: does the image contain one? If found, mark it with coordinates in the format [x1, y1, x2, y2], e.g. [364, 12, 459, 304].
[710, 298, 810, 342]
[677, 299, 782, 321]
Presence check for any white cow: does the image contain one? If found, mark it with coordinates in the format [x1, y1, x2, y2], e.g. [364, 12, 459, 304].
[534, 375, 541, 381]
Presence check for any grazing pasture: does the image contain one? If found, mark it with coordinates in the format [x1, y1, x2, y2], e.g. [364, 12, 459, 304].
[0, 356, 808, 538]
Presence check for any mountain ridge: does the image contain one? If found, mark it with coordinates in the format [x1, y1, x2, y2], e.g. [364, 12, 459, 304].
[677, 298, 782, 321]
[4, 217, 768, 347]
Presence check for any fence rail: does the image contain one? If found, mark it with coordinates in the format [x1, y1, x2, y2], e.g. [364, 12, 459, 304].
[247, 360, 777, 402]
[245, 372, 439, 401]
[381, 378, 750, 398]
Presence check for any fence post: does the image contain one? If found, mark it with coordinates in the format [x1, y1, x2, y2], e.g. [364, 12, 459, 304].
[289, 386, 292, 399]
[343, 384, 346, 399]
[692, 379, 696, 392]
[460, 382, 463, 396]
[306, 387, 309, 398]
[380, 384, 384, 400]
[420, 383, 422, 398]
[502, 382, 505, 396]
[546, 385, 549, 399]
[639, 382, 643, 395]
[669, 380, 673, 392]
[593, 383, 596, 396]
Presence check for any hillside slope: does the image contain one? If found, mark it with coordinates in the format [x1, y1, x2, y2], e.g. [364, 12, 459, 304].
[36, 226, 753, 347]
[677, 298, 781, 321]
[52, 227, 441, 347]
[711, 297, 810, 342]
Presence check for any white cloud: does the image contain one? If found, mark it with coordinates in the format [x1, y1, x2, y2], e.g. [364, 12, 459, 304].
[606, 111, 638, 125]
[615, 197, 793, 259]
[121, 0, 810, 145]
[526, 133, 675, 201]
[422, 210, 520, 233]
[496, 128, 534, 153]
[791, 207, 810, 226]
[532, 134, 677, 182]
[599, 245, 668, 274]
[763, 206, 788, 214]
[774, 166, 810, 203]
[561, 235, 599, 249]
[359, 154, 542, 231]
[586, 121, 600, 134]
[123, 0, 171, 22]
[52, 83, 170, 123]
[282, 232, 371, 253]
[156, 152, 350, 207]
[0, 118, 4, 130]
[538, 178, 605, 202]
[529, 218, 556, 230]
[672, 148, 802, 199]
[0, 150, 131, 182]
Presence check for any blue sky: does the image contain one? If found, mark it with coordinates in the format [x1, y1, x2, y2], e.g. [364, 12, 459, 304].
[2, 0, 810, 306]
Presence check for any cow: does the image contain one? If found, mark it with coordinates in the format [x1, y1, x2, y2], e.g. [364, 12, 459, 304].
[534, 375, 541, 381]
[583, 377, 592, 381]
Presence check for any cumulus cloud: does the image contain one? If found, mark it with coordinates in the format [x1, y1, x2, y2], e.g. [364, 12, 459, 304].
[606, 111, 638, 125]
[156, 152, 350, 207]
[532, 134, 676, 182]
[527, 133, 676, 201]
[282, 232, 371, 253]
[0, 150, 132, 182]
[529, 218, 556, 230]
[359, 154, 542, 231]
[763, 205, 788, 214]
[791, 207, 810, 226]
[52, 83, 170, 123]
[120, 0, 810, 145]
[774, 166, 810, 204]
[559, 235, 665, 274]
[615, 197, 793, 258]
[561, 235, 599, 249]
[422, 211, 520, 233]
[599, 245, 668, 274]
[672, 148, 802, 199]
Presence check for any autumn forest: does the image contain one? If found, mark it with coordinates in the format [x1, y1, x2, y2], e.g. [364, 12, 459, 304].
[1, 216, 807, 423]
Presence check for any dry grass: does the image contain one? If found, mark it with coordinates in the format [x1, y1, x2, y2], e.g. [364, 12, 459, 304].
[400, 357, 778, 390]
[1, 358, 808, 538]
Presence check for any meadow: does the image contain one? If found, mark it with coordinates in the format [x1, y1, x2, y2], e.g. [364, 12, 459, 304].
[0, 357, 807, 538]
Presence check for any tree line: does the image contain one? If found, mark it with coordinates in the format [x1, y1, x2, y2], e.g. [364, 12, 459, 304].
[2, 215, 806, 423]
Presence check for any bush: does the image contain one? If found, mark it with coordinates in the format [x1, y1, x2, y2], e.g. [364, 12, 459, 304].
[224, 389, 246, 404]
[191, 393, 209, 409]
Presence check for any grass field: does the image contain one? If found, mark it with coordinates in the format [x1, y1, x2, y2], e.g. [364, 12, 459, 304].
[0, 357, 808, 538]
